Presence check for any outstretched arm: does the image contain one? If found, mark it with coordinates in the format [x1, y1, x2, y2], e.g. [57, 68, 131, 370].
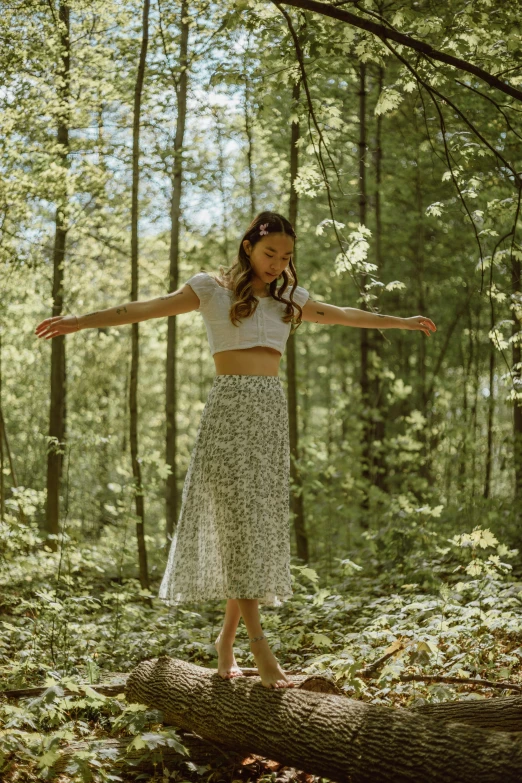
[35, 284, 200, 340]
[300, 298, 437, 337]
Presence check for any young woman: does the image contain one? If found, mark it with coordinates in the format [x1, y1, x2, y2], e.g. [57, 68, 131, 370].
[35, 210, 436, 690]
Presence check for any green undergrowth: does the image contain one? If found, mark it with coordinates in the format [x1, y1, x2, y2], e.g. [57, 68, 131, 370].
[1, 505, 522, 782]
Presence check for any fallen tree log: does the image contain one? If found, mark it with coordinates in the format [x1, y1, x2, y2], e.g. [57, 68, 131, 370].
[46, 695, 522, 780]
[412, 696, 522, 732]
[125, 656, 522, 783]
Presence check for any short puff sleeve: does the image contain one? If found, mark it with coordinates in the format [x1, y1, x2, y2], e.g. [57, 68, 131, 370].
[289, 284, 309, 309]
[184, 272, 215, 311]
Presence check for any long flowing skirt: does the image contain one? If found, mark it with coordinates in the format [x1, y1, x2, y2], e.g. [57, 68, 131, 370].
[158, 374, 293, 608]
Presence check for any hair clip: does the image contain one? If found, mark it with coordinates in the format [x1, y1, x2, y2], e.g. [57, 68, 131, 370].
[259, 223, 269, 236]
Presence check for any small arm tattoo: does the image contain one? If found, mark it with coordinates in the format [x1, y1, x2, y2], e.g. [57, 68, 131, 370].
[312, 309, 325, 323]
[116, 306, 128, 315]
[84, 311, 100, 318]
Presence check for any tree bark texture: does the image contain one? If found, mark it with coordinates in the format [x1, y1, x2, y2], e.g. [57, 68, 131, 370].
[511, 246, 522, 508]
[130, 0, 150, 590]
[0, 332, 3, 520]
[47, 697, 522, 780]
[484, 293, 496, 499]
[242, 38, 256, 220]
[45, 0, 70, 549]
[369, 63, 386, 494]
[125, 656, 522, 783]
[165, 0, 189, 541]
[0, 333, 26, 522]
[286, 75, 308, 565]
[358, 62, 371, 516]
[412, 696, 522, 733]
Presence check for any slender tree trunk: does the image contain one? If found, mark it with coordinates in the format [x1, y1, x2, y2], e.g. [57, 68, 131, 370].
[122, 368, 128, 454]
[95, 371, 112, 534]
[165, 0, 189, 542]
[338, 92, 349, 445]
[45, 0, 70, 550]
[471, 304, 481, 501]
[130, 0, 151, 591]
[370, 64, 387, 493]
[287, 76, 308, 564]
[458, 304, 473, 491]
[511, 243, 522, 511]
[457, 310, 473, 491]
[0, 331, 23, 521]
[0, 332, 4, 521]
[242, 41, 256, 220]
[93, 97, 112, 533]
[326, 328, 333, 460]
[302, 339, 310, 437]
[340, 371, 349, 442]
[415, 163, 427, 413]
[213, 108, 230, 262]
[0, 407, 24, 522]
[414, 160, 432, 492]
[484, 294, 495, 499]
[358, 62, 371, 518]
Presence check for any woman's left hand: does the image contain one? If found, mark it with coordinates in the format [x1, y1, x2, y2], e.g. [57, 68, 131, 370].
[403, 316, 437, 337]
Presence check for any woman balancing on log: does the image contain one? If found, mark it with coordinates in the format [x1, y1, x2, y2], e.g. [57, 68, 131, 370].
[35, 211, 437, 690]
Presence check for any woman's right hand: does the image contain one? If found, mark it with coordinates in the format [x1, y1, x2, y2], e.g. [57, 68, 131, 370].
[35, 315, 79, 340]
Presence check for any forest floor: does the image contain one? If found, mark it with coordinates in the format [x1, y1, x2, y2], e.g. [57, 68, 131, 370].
[1, 512, 522, 782]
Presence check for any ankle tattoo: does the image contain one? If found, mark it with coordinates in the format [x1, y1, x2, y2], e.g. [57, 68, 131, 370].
[249, 633, 266, 643]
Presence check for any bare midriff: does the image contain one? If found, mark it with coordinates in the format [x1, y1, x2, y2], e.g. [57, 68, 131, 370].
[213, 346, 282, 377]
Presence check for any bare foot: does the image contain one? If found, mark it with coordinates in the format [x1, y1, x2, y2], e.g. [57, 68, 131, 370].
[250, 638, 295, 689]
[214, 634, 243, 680]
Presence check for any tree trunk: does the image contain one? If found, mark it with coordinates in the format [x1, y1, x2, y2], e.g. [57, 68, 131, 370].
[287, 76, 308, 564]
[130, 0, 150, 591]
[457, 302, 473, 491]
[44, 0, 70, 550]
[213, 106, 231, 263]
[47, 695, 522, 780]
[242, 38, 256, 219]
[0, 332, 24, 521]
[471, 303, 481, 500]
[358, 62, 371, 518]
[0, 332, 3, 520]
[413, 695, 522, 732]
[125, 656, 522, 783]
[0, 407, 24, 522]
[93, 87, 112, 535]
[511, 243, 522, 512]
[370, 63, 387, 494]
[165, 0, 189, 542]
[484, 293, 496, 499]
[413, 156, 432, 491]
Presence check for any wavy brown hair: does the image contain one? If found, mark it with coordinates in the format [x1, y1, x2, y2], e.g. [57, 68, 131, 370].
[207, 211, 305, 335]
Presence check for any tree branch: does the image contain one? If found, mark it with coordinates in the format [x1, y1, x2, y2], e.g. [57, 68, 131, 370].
[272, 0, 522, 102]
[399, 674, 522, 693]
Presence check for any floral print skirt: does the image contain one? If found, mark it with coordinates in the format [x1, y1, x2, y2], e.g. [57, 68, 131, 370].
[158, 373, 293, 608]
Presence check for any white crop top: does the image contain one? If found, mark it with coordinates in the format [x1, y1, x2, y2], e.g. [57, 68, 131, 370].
[184, 272, 309, 356]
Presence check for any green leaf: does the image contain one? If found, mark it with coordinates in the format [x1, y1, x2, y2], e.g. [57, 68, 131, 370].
[312, 633, 334, 649]
[374, 89, 403, 116]
[126, 735, 146, 752]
